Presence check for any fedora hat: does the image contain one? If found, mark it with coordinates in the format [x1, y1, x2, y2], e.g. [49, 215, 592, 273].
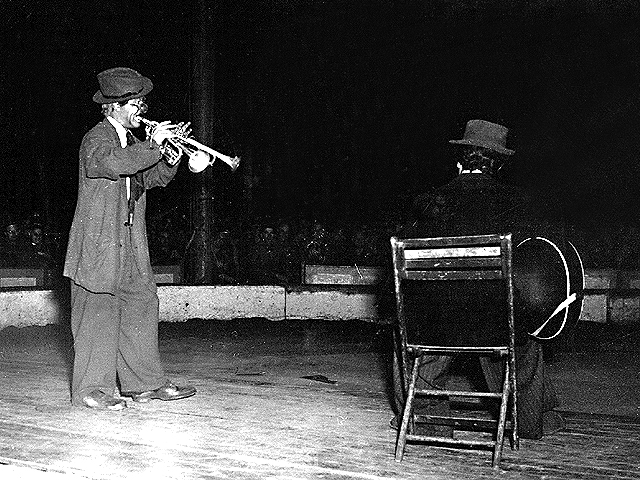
[92, 67, 153, 104]
[449, 119, 514, 155]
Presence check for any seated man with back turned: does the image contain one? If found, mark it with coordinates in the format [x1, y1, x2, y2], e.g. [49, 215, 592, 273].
[397, 119, 563, 440]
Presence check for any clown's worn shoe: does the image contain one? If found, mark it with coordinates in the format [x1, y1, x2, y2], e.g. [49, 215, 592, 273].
[82, 390, 127, 411]
[121, 382, 196, 403]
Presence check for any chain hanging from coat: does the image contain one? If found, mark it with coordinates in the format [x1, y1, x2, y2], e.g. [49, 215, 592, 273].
[125, 130, 145, 226]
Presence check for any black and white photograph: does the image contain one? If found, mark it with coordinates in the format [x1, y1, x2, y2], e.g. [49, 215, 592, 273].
[1, 1, 638, 478]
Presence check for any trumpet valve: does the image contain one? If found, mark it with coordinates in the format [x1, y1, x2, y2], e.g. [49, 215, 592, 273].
[160, 142, 183, 166]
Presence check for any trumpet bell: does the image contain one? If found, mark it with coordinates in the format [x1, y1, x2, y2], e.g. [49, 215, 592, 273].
[188, 150, 212, 173]
[228, 156, 241, 172]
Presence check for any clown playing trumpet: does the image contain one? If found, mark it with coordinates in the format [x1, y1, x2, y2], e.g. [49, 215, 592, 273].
[64, 67, 205, 411]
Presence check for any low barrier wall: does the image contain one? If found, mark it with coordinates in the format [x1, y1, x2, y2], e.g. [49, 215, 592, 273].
[581, 269, 640, 325]
[1, 269, 639, 330]
[0, 285, 384, 330]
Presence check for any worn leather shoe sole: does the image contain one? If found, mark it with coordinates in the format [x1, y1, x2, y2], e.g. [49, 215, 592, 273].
[121, 383, 197, 403]
[82, 390, 127, 411]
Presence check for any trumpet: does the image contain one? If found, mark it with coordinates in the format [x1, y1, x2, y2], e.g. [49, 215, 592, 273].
[136, 116, 240, 173]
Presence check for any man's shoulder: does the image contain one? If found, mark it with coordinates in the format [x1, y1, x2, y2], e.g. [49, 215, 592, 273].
[83, 119, 115, 139]
[441, 174, 527, 198]
[80, 120, 118, 152]
[440, 173, 511, 188]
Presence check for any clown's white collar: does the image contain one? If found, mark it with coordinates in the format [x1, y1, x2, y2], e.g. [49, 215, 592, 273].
[106, 116, 128, 148]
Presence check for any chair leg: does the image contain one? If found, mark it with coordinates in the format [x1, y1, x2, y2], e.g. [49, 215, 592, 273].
[395, 357, 420, 462]
[509, 352, 519, 451]
[492, 360, 510, 468]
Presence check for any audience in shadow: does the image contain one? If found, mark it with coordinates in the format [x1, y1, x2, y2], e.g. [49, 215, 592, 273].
[2, 209, 637, 289]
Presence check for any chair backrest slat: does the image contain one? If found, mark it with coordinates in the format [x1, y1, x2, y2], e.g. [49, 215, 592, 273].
[405, 269, 504, 281]
[404, 246, 501, 259]
[405, 257, 502, 270]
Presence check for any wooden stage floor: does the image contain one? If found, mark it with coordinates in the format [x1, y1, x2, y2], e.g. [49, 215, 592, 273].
[0, 319, 638, 479]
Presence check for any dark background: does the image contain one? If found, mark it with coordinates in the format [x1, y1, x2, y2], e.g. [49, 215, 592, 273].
[2, 0, 640, 249]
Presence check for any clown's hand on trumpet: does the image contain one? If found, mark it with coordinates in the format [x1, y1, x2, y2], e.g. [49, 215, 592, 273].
[145, 120, 175, 148]
[145, 120, 192, 164]
[133, 102, 240, 173]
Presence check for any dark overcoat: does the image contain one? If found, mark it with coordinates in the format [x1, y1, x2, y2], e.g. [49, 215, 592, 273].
[402, 172, 536, 346]
[64, 119, 179, 294]
[409, 172, 534, 242]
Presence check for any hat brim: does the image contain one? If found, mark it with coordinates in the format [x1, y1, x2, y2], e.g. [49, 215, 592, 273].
[449, 139, 514, 156]
[92, 77, 153, 104]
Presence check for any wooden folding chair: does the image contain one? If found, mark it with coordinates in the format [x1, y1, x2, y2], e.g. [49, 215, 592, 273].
[391, 234, 519, 468]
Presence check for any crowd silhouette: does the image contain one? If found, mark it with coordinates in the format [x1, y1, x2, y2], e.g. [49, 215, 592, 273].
[2, 208, 639, 289]
[147, 213, 399, 287]
[0, 213, 62, 288]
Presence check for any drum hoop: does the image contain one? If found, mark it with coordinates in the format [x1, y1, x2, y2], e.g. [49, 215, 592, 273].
[516, 236, 573, 340]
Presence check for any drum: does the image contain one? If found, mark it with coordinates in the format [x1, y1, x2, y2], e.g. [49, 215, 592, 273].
[513, 236, 585, 341]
